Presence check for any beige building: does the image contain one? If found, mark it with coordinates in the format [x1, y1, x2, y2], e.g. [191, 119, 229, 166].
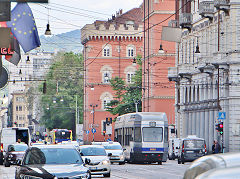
[12, 92, 29, 128]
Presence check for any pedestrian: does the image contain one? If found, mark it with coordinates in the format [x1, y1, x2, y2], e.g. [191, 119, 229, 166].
[212, 140, 221, 154]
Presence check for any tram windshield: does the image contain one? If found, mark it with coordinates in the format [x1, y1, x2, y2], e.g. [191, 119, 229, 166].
[142, 127, 163, 142]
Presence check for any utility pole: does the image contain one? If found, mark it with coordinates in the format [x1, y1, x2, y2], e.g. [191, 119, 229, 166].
[90, 104, 98, 141]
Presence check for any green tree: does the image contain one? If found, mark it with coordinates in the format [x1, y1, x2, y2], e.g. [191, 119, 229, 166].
[107, 56, 142, 116]
[40, 52, 84, 134]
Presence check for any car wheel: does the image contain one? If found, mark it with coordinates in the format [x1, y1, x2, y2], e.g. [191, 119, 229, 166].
[177, 158, 181, 164]
[158, 161, 162, 165]
[168, 154, 172, 160]
[181, 156, 185, 164]
[103, 172, 111, 177]
[4, 160, 10, 167]
[172, 153, 175, 160]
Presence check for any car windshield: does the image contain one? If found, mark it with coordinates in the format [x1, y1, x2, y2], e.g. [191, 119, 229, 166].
[184, 140, 205, 149]
[103, 145, 122, 150]
[55, 131, 71, 139]
[12, 145, 28, 152]
[80, 147, 106, 156]
[142, 127, 163, 142]
[24, 147, 83, 165]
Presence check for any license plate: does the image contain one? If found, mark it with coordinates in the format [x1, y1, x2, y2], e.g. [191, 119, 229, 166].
[150, 148, 156, 151]
[186, 151, 194, 153]
[89, 167, 97, 170]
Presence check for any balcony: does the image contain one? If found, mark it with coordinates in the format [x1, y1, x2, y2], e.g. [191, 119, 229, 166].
[199, 1, 215, 19]
[168, 67, 179, 82]
[178, 64, 193, 80]
[179, 13, 192, 30]
[168, 20, 179, 28]
[214, 0, 230, 11]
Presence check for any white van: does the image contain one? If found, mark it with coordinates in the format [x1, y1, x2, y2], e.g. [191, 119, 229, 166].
[168, 138, 181, 160]
[0, 127, 31, 165]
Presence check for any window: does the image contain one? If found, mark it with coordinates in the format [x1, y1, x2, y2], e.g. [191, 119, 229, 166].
[134, 127, 142, 142]
[127, 45, 135, 57]
[19, 106, 22, 111]
[103, 72, 110, 83]
[100, 92, 113, 110]
[16, 106, 18, 111]
[142, 127, 163, 142]
[103, 46, 111, 57]
[164, 127, 168, 143]
[127, 73, 134, 83]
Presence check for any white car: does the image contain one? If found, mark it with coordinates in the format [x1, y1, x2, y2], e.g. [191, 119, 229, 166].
[97, 142, 125, 165]
[79, 145, 111, 177]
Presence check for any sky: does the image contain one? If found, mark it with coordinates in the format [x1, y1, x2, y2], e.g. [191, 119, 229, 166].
[18, 0, 143, 35]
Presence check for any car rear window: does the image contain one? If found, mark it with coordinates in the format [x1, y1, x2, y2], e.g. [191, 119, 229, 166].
[103, 145, 122, 150]
[184, 140, 205, 149]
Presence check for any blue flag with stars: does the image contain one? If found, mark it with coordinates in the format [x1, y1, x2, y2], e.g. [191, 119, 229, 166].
[7, 3, 41, 53]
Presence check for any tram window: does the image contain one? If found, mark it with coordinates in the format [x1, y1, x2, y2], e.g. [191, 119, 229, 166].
[134, 127, 142, 142]
[142, 127, 163, 142]
[164, 127, 168, 142]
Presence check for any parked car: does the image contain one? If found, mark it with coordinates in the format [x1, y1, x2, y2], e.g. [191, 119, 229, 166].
[92, 141, 125, 165]
[183, 152, 240, 179]
[80, 145, 111, 177]
[15, 144, 91, 179]
[168, 138, 181, 160]
[4, 144, 28, 167]
[178, 135, 207, 164]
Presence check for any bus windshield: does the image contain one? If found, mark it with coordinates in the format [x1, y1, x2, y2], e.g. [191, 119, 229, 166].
[142, 127, 163, 142]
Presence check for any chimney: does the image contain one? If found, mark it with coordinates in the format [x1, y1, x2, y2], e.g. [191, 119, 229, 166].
[112, 15, 116, 20]
[119, 9, 123, 15]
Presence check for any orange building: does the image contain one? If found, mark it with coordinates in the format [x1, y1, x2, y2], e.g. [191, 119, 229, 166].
[81, 8, 143, 142]
[142, 0, 176, 124]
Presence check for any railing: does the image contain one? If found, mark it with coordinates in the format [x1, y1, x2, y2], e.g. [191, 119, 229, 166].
[199, 1, 215, 17]
[179, 13, 192, 26]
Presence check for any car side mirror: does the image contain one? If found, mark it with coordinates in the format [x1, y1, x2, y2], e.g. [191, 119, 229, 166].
[80, 152, 84, 156]
[108, 153, 112, 157]
[176, 147, 179, 149]
[85, 158, 90, 164]
[16, 159, 22, 166]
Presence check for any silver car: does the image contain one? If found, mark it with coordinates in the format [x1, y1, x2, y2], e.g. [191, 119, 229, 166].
[80, 145, 111, 178]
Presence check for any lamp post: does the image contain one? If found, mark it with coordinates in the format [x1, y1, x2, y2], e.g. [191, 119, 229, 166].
[90, 104, 98, 141]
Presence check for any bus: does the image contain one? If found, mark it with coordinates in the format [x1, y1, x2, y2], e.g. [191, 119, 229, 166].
[49, 129, 72, 144]
[114, 112, 169, 165]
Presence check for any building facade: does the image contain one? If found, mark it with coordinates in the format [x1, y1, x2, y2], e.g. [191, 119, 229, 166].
[143, 0, 176, 124]
[81, 8, 143, 142]
[168, 0, 240, 152]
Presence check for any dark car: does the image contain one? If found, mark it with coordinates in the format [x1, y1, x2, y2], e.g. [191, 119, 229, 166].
[178, 135, 207, 164]
[4, 144, 28, 167]
[15, 145, 91, 179]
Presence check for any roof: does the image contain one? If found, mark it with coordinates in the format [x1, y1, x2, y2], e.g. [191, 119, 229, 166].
[79, 145, 104, 149]
[30, 144, 76, 149]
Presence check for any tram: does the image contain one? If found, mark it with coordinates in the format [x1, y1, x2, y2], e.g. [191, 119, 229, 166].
[114, 112, 169, 164]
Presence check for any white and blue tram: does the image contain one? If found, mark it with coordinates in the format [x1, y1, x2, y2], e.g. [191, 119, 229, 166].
[114, 112, 169, 164]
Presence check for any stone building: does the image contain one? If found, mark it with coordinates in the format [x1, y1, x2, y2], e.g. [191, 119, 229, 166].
[168, 0, 240, 152]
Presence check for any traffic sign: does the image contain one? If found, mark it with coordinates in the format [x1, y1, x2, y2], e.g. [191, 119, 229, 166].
[218, 112, 226, 120]
[86, 130, 89, 135]
[91, 128, 96, 134]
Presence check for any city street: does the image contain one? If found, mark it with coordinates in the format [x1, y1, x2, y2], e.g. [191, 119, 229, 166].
[0, 160, 189, 179]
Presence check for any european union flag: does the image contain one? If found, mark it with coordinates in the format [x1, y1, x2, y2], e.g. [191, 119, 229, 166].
[6, 3, 41, 53]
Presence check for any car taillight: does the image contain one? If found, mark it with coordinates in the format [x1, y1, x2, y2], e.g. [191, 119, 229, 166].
[204, 144, 207, 153]
[182, 144, 184, 153]
[0, 143, 3, 153]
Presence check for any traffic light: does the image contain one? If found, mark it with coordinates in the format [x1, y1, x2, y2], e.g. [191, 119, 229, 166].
[215, 123, 219, 131]
[219, 122, 223, 135]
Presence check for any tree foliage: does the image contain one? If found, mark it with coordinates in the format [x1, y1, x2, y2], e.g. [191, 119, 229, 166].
[40, 52, 84, 131]
[107, 56, 142, 116]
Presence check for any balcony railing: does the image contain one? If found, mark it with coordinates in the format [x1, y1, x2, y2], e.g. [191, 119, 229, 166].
[179, 13, 192, 30]
[168, 20, 179, 28]
[199, 1, 215, 19]
[214, 0, 230, 11]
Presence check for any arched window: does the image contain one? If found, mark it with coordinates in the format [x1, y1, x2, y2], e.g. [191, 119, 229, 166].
[100, 92, 113, 110]
[124, 66, 136, 84]
[126, 45, 135, 57]
[102, 45, 112, 57]
[100, 65, 113, 84]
